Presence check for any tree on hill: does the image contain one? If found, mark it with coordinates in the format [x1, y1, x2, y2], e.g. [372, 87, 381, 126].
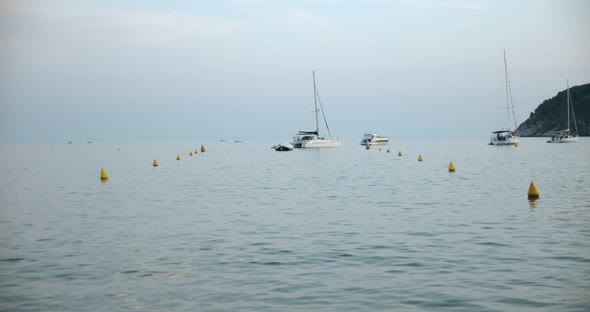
[517, 83, 590, 136]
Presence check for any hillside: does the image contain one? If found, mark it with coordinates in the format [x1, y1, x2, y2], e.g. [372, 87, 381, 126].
[517, 83, 590, 136]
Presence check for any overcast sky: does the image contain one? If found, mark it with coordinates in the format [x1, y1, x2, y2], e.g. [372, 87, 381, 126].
[1, 0, 589, 142]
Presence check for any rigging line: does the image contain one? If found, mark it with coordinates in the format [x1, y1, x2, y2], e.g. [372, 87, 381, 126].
[315, 87, 332, 137]
[569, 87, 579, 135]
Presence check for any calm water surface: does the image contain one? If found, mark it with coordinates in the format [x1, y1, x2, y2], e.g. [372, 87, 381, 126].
[1, 138, 589, 311]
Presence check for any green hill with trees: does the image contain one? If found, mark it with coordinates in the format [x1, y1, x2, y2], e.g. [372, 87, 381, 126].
[517, 83, 590, 136]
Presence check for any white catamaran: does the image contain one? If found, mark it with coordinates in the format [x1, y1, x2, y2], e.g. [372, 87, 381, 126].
[547, 79, 579, 143]
[490, 50, 520, 146]
[291, 71, 341, 148]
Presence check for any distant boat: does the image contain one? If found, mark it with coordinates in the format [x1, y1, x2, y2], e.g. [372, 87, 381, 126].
[234, 140, 242, 143]
[490, 50, 520, 146]
[547, 79, 579, 143]
[291, 71, 341, 148]
[360, 133, 389, 145]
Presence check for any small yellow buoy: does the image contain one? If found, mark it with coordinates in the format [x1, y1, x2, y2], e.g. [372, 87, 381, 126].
[190, 151, 193, 156]
[176, 154, 181, 161]
[418, 154, 423, 161]
[378, 147, 382, 151]
[365, 143, 370, 150]
[153, 159, 158, 167]
[448, 161, 456, 172]
[386, 148, 390, 153]
[194, 149, 198, 154]
[514, 142, 519, 147]
[398, 151, 403, 157]
[527, 182, 540, 199]
[100, 168, 109, 180]
[201, 145, 206, 153]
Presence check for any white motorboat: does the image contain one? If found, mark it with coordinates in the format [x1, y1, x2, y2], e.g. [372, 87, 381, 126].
[291, 71, 341, 148]
[490, 50, 520, 146]
[547, 79, 579, 143]
[360, 133, 389, 145]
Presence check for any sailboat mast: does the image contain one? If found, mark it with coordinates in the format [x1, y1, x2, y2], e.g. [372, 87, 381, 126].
[503, 50, 519, 134]
[566, 78, 570, 131]
[313, 71, 319, 135]
[503, 50, 511, 131]
[504, 50, 510, 131]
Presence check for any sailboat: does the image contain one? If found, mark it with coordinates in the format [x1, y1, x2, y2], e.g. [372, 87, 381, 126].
[490, 50, 520, 146]
[291, 71, 341, 148]
[547, 79, 579, 143]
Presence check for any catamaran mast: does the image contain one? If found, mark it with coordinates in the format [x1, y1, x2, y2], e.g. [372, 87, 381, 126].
[313, 71, 319, 135]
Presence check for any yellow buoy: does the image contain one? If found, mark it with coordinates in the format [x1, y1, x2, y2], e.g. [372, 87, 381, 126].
[418, 154, 423, 161]
[176, 154, 181, 161]
[153, 159, 158, 167]
[448, 161, 456, 172]
[194, 149, 198, 154]
[378, 147, 382, 151]
[527, 182, 540, 198]
[398, 151, 402, 157]
[201, 145, 206, 153]
[514, 142, 519, 147]
[386, 148, 390, 153]
[365, 143, 370, 150]
[100, 168, 109, 180]
[190, 151, 193, 156]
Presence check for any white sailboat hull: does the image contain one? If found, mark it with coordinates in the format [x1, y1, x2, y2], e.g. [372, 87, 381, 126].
[490, 136, 520, 145]
[547, 136, 578, 143]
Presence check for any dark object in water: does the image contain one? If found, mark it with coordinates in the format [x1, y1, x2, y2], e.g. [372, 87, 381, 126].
[272, 142, 293, 151]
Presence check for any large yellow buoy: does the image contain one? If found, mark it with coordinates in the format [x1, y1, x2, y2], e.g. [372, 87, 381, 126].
[201, 145, 206, 153]
[176, 154, 181, 161]
[527, 182, 540, 198]
[100, 168, 109, 180]
[448, 161, 456, 172]
[153, 159, 158, 167]
[418, 154, 423, 161]
[386, 148, 390, 153]
[365, 143, 370, 150]
[398, 151, 402, 157]
[190, 151, 193, 156]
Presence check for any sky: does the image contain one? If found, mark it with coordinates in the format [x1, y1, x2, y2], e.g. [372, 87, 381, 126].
[1, 0, 589, 142]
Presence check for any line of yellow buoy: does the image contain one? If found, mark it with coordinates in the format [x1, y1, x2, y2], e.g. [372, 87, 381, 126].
[363, 146, 539, 198]
[102, 143, 540, 199]
[101, 145, 207, 181]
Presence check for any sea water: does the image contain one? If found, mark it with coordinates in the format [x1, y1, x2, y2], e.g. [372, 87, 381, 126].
[0, 138, 588, 311]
